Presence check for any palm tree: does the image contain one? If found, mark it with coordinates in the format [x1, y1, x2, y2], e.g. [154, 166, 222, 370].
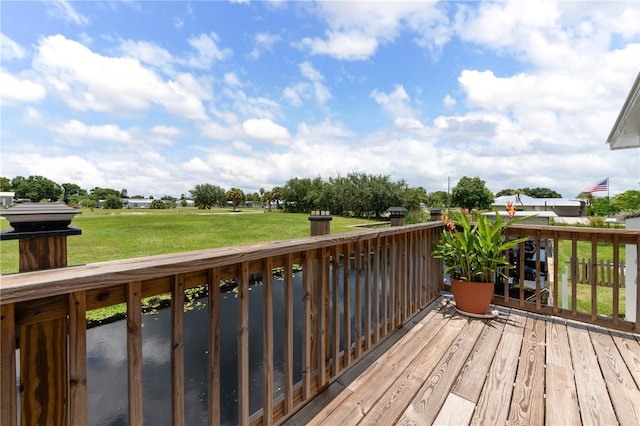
[513, 189, 525, 210]
[271, 186, 283, 210]
[226, 188, 245, 212]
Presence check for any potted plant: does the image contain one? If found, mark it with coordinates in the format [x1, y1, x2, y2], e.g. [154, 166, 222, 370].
[432, 202, 531, 315]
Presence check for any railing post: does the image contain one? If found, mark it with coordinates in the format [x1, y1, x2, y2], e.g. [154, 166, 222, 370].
[387, 207, 408, 227]
[0, 203, 81, 425]
[309, 210, 332, 236]
[624, 214, 639, 328]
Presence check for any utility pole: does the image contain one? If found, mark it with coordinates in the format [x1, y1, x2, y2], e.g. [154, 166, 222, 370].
[447, 176, 451, 212]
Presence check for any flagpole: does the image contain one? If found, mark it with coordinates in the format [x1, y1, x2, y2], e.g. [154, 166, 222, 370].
[608, 177, 610, 199]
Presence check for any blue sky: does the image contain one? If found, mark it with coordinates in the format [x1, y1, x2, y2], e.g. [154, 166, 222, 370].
[1, 0, 639, 199]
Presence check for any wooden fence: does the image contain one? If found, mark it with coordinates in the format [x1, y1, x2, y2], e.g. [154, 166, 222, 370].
[565, 259, 626, 287]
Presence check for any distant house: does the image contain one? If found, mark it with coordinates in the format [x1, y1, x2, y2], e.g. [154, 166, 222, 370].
[0, 192, 15, 207]
[124, 198, 154, 209]
[493, 194, 585, 217]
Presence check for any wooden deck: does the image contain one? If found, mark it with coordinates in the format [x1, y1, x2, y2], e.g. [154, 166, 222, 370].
[284, 296, 640, 426]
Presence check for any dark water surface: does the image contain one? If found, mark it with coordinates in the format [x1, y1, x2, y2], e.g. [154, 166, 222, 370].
[86, 276, 304, 426]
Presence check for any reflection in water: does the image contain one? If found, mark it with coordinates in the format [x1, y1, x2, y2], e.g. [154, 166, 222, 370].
[87, 276, 303, 425]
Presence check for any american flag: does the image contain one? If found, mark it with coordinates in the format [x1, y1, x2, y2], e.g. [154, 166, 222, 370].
[583, 178, 609, 193]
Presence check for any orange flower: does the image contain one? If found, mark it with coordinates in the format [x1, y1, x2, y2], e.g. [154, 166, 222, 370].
[442, 214, 455, 231]
[506, 201, 516, 218]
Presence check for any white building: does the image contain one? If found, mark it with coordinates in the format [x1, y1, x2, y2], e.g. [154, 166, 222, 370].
[493, 194, 585, 217]
[0, 192, 15, 207]
[124, 198, 154, 208]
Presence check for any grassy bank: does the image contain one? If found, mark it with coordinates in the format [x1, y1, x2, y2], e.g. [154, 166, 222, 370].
[0, 207, 378, 274]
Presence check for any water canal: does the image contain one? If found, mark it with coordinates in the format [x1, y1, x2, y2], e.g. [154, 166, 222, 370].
[86, 275, 305, 425]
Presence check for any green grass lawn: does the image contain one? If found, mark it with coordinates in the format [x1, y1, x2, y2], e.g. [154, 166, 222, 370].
[557, 283, 625, 317]
[0, 207, 379, 274]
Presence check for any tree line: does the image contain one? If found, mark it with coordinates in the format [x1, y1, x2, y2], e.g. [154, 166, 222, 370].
[2, 174, 639, 217]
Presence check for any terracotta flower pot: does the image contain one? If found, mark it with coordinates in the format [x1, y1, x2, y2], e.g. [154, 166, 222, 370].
[451, 278, 494, 315]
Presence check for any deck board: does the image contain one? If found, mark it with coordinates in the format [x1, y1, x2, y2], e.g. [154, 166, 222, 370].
[283, 296, 640, 426]
[396, 318, 485, 425]
[507, 313, 546, 425]
[567, 322, 618, 425]
[588, 326, 640, 425]
[545, 317, 580, 425]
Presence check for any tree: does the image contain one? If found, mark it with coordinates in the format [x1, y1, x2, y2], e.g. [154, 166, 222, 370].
[190, 184, 226, 209]
[0, 177, 11, 192]
[150, 199, 166, 209]
[612, 190, 640, 212]
[428, 191, 448, 207]
[591, 197, 617, 216]
[61, 183, 87, 204]
[271, 186, 283, 210]
[495, 188, 514, 198]
[364, 174, 403, 217]
[91, 187, 121, 200]
[103, 195, 123, 209]
[11, 175, 62, 202]
[451, 176, 494, 210]
[526, 187, 561, 198]
[282, 178, 314, 213]
[261, 190, 272, 210]
[226, 187, 245, 212]
[402, 186, 428, 212]
[496, 187, 562, 198]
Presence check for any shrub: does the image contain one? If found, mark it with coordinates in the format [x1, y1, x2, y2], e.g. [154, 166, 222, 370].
[149, 199, 166, 209]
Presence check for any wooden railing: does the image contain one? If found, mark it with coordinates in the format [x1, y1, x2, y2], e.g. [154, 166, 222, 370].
[1, 222, 638, 426]
[493, 224, 639, 332]
[0, 222, 443, 426]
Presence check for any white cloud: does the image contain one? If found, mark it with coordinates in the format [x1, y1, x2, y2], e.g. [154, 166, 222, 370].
[150, 125, 180, 137]
[296, 120, 354, 139]
[224, 72, 242, 87]
[299, 31, 378, 61]
[222, 88, 281, 120]
[455, 1, 639, 71]
[297, 2, 451, 59]
[1, 34, 26, 61]
[23, 107, 45, 124]
[182, 157, 211, 173]
[299, 61, 323, 82]
[52, 120, 133, 143]
[33, 35, 208, 120]
[242, 118, 290, 142]
[184, 33, 232, 69]
[443, 95, 456, 107]
[46, 0, 89, 25]
[283, 62, 331, 106]
[0, 72, 46, 105]
[119, 39, 174, 71]
[250, 32, 281, 59]
[283, 84, 305, 106]
[370, 85, 415, 120]
[149, 125, 180, 145]
[200, 122, 243, 141]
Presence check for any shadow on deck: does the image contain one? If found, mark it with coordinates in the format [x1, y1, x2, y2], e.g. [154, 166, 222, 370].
[284, 296, 640, 425]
